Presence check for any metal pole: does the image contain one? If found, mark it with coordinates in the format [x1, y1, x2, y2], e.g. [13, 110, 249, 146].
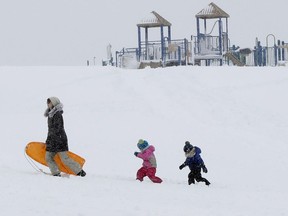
[278, 40, 281, 61]
[161, 25, 165, 66]
[266, 34, 276, 66]
[168, 26, 171, 41]
[196, 18, 200, 55]
[145, 27, 149, 60]
[282, 41, 285, 61]
[218, 19, 223, 66]
[115, 51, 118, 67]
[138, 26, 141, 61]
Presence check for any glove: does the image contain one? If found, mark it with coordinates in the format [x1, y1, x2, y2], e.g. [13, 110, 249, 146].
[202, 165, 208, 173]
[179, 164, 185, 170]
[134, 152, 139, 156]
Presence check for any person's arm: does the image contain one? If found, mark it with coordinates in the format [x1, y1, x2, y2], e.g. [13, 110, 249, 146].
[179, 158, 189, 170]
[136, 146, 154, 160]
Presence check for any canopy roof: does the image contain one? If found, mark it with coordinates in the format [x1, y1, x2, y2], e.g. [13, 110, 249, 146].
[196, 2, 229, 19]
[137, 11, 171, 28]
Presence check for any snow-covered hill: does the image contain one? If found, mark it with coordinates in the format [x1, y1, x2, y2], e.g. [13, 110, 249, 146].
[1, 66, 288, 216]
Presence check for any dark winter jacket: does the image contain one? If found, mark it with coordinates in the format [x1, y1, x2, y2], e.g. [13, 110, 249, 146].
[182, 146, 205, 170]
[45, 106, 68, 152]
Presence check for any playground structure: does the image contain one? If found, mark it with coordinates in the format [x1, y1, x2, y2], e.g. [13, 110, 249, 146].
[113, 2, 288, 68]
[193, 2, 229, 66]
[115, 11, 192, 69]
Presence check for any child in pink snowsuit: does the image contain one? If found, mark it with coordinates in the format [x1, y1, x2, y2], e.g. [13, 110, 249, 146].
[134, 139, 162, 183]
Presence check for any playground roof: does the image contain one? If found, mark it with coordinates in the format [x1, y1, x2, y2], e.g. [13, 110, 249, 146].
[196, 2, 229, 19]
[137, 11, 172, 28]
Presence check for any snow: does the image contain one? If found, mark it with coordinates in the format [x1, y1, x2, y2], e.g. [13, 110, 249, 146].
[1, 65, 288, 215]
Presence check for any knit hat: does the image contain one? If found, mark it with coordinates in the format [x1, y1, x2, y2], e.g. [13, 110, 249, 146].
[47, 97, 61, 107]
[137, 139, 149, 151]
[183, 141, 193, 153]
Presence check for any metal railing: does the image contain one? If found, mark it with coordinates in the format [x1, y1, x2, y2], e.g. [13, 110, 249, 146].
[115, 36, 288, 68]
[244, 45, 288, 66]
[115, 39, 192, 68]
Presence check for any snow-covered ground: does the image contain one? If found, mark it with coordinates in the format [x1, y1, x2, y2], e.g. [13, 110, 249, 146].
[1, 65, 288, 216]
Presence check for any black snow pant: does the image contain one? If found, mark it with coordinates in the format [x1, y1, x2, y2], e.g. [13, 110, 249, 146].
[188, 167, 210, 185]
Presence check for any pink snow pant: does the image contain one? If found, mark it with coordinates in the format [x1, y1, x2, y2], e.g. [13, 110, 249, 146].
[136, 167, 162, 183]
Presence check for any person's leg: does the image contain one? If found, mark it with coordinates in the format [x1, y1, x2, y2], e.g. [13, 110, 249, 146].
[195, 168, 210, 185]
[58, 151, 82, 175]
[45, 151, 60, 176]
[147, 167, 162, 183]
[136, 167, 147, 181]
[195, 176, 210, 185]
[188, 170, 196, 185]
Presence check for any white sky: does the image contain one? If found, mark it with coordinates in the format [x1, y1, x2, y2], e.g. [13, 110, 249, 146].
[0, 0, 287, 66]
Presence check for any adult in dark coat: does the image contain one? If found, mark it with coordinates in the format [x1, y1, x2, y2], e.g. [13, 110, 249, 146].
[45, 101, 68, 152]
[179, 141, 210, 185]
[44, 97, 86, 177]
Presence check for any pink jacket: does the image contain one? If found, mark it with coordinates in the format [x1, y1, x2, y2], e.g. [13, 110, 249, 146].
[136, 145, 157, 168]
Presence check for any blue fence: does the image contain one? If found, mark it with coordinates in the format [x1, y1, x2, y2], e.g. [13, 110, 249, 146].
[244, 41, 288, 66]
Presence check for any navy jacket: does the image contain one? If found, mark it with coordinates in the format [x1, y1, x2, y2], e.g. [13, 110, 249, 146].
[183, 146, 204, 170]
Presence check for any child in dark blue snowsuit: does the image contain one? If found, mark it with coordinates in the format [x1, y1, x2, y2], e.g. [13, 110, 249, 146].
[179, 141, 210, 186]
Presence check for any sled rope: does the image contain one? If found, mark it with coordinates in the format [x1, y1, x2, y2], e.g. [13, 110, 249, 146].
[24, 148, 70, 177]
[24, 147, 49, 175]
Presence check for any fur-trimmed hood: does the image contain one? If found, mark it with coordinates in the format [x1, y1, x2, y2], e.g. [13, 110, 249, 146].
[185, 147, 196, 158]
[44, 103, 64, 118]
[182, 146, 204, 168]
[185, 146, 202, 158]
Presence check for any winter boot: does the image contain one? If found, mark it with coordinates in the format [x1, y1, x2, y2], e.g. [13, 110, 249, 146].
[149, 176, 163, 183]
[188, 178, 195, 185]
[53, 173, 61, 177]
[205, 179, 211, 186]
[77, 170, 86, 177]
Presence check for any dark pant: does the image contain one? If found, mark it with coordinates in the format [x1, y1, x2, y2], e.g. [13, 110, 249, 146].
[188, 167, 210, 185]
[136, 167, 162, 183]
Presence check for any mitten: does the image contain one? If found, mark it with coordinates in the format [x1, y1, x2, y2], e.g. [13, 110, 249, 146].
[202, 165, 208, 173]
[179, 164, 185, 170]
[134, 152, 139, 156]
